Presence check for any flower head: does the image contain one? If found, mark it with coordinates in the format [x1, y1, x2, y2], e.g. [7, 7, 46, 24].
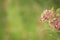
[48, 14, 60, 30]
[41, 9, 54, 22]
[40, 8, 60, 30]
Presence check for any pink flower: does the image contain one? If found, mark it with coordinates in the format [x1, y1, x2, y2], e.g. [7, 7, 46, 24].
[41, 9, 54, 22]
[40, 8, 60, 30]
[48, 15, 60, 30]
[49, 20, 60, 30]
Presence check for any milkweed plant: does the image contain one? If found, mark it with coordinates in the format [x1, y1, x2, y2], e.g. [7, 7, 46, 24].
[40, 8, 60, 30]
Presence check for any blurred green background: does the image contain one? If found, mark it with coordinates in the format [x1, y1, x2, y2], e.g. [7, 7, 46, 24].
[0, 0, 60, 40]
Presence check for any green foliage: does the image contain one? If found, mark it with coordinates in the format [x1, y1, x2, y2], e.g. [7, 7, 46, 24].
[0, 0, 60, 40]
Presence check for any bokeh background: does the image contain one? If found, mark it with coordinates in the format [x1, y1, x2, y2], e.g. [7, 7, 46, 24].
[0, 0, 60, 40]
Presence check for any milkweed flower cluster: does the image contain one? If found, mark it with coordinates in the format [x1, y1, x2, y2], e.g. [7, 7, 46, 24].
[40, 8, 60, 30]
[41, 8, 54, 21]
